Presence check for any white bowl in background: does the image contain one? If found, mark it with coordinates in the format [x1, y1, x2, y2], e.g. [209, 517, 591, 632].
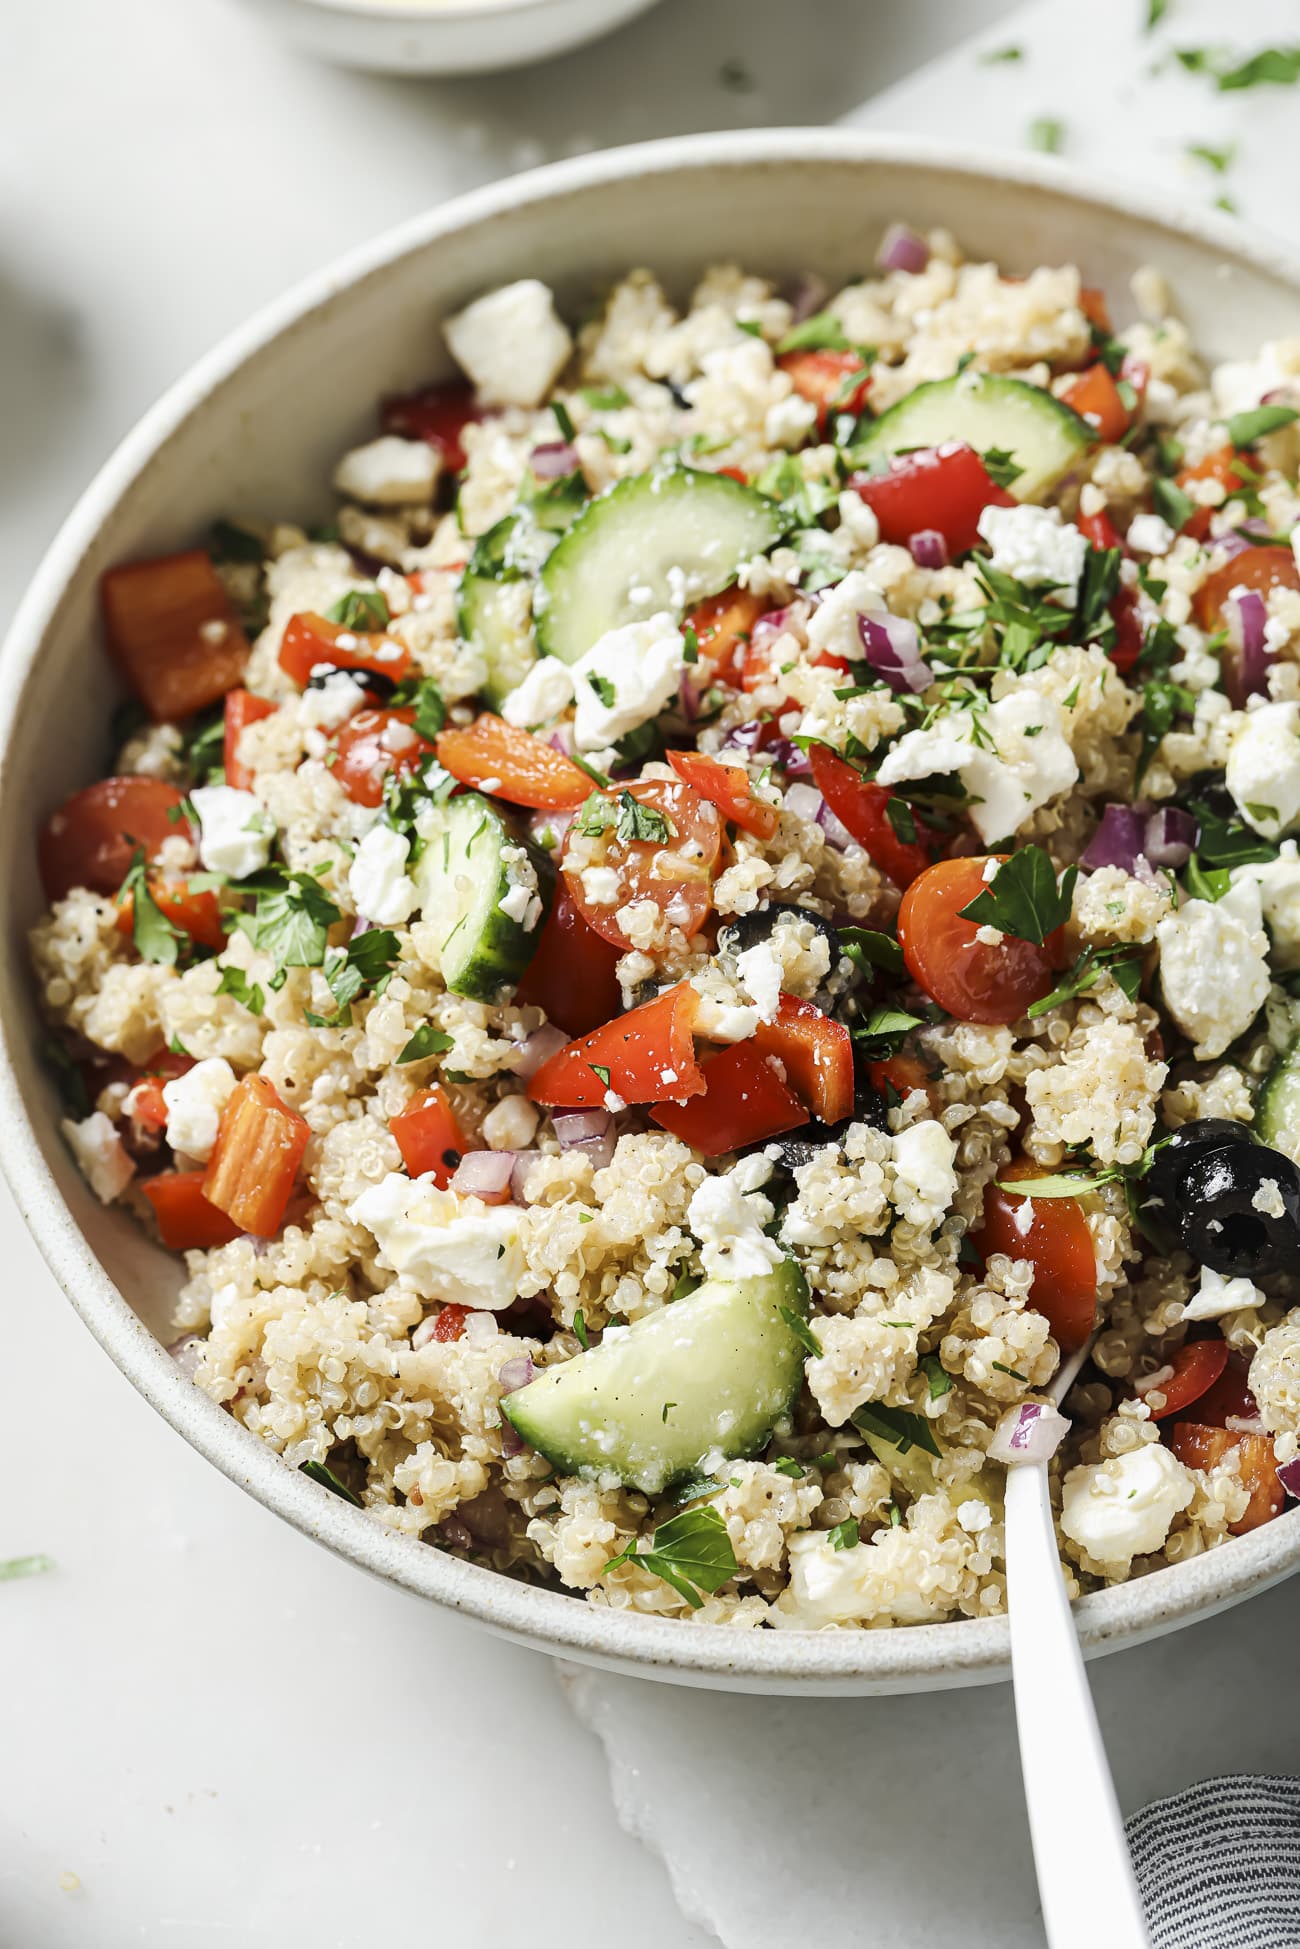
[5, 131, 1300, 1694]
[232, 0, 664, 76]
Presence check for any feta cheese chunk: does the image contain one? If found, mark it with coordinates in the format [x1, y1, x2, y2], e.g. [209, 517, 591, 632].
[348, 1174, 525, 1309]
[1156, 879, 1271, 1060]
[190, 784, 272, 881]
[299, 670, 368, 731]
[1182, 1263, 1265, 1323]
[1232, 840, 1300, 969]
[333, 436, 440, 507]
[687, 1168, 783, 1282]
[500, 656, 576, 730]
[1060, 1444, 1194, 1567]
[349, 825, 417, 926]
[443, 279, 573, 410]
[777, 1527, 952, 1627]
[1125, 512, 1176, 557]
[734, 941, 783, 1024]
[1224, 700, 1300, 840]
[571, 612, 686, 753]
[891, 1120, 957, 1228]
[1210, 339, 1300, 419]
[61, 1111, 135, 1205]
[876, 689, 1078, 844]
[161, 1057, 236, 1163]
[977, 503, 1088, 596]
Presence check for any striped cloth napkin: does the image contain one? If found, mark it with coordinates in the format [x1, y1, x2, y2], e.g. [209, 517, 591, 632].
[1129, 1777, 1300, 1949]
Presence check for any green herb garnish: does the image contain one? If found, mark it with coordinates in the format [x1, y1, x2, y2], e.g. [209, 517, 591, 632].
[300, 1459, 363, 1507]
[957, 847, 1075, 944]
[852, 1402, 941, 1458]
[602, 1505, 739, 1609]
[398, 1024, 456, 1064]
[326, 588, 390, 633]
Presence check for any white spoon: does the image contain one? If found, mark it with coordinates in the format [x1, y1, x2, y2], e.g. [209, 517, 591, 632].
[1003, 1339, 1151, 1949]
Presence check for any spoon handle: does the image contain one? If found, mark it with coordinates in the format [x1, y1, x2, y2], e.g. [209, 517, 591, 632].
[1004, 1462, 1150, 1949]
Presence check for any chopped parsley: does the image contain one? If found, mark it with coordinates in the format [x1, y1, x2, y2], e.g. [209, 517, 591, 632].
[828, 1518, 860, 1550]
[216, 966, 265, 1015]
[777, 312, 850, 355]
[1216, 46, 1300, 90]
[992, 1361, 1028, 1383]
[398, 1024, 456, 1064]
[552, 399, 577, 443]
[326, 588, 390, 633]
[1027, 116, 1065, 153]
[1151, 475, 1196, 532]
[980, 446, 1024, 491]
[299, 1459, 363, 1507]
[304, 927, 402, 1027]
[838, 926, 905, 981]
[921, 1354, 952, 1402]
[1145, 0, 1170, 28]
[851, 1006, 925, 1059]
[602, 1504, 739, 1609]
[208, 518, 264, 564]
[1137, 676, 1195, 785]
[116, 848, 184, 967]
[569, 751, 612, 790]
[773, 1457, 805, 1479]
[852, 1402, 941, 1459]
[180, 705, 227, 785]
[614, 791, 670, 844]
[1027, 943, 1143, 1017]
[230, 866, 341, 986]
[957, 846, 1076, 944]
[580, 385, 630, 411]
[589, 1063, 612, 1089]
[388, 673, 447, 741]
[0, 1554, 55, 1582]
[573, 1311, 590, 1350]
[1186, 140, 1236, 173]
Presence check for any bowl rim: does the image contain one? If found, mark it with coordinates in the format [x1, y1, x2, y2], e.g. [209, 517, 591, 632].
[293, 0, 595, 26]
[5, 126, 1300, 1689]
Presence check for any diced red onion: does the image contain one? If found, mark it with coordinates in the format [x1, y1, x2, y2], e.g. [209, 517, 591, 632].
[547, 723, 576, 756]
[748, 599, 813, 661]
[451, 1150, 516, 1200]
[441, 1516, 475, 1548]
[531, 441, 578, 478]
[719, 718, 766, 758]
[1081, 803, 1149, 874]
[509, 1149, 544, 1200]
[782, 781, 825, 825]
[1223, 587, 1274, 699]
[786, 272, 829, 323]
[908, 528, 949, 569]
[350, 915, 375, 940]
[498, 1354, 535, 1393]
[168, 1333, 204, 1379]
[877, 223, 930, 275]
[1216, 531, 1256, 560]
[858, 611, 932, 694]
[1278, 1455, 1300, 1499]
[1142, 806, 1198, 870]
[553, 1109, 612, 1147]
[512, 1023, 569, 1081]
[569, 1132, 615, 1171]
[529, 806, 575, 851]
[989, 1401, 1071, 1466]
[762, 737, 813, 777]
[817, 800, 856, 851]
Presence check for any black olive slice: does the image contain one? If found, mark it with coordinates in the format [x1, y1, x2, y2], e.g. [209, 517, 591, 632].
[1175, 1146, 1300, 1279]
[717, 903, 842, 965]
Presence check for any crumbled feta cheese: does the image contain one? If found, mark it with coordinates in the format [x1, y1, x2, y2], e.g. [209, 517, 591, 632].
[1232, 840, 1300, 968]
[890, 1121, 957, 1227]
[499, 881, 543, 930]
[1060, 1444, 1194, 1567]
[348, 1173, 526, 1309]
[580, 865, 622, 906]
[976, 503, 1088, 595]
[876, 689, 1078, 844]
[444, 279, 572, 410]
[299, 671, 368, 731]
[571, 611, 686, 752]
[734, 940, 783, 1023]
[687, 1169, 783, 1282]
[1156, 879, 1271, 1060]
[349, 825, 417, 926]
[691, 993, 761, 1043]
[333, 436, 440, 506]
[1224, 700, 1300, 840]
[190, 784, 272, 881]
[1125, 512, 1176, 556]
[764, 391, 818, 449]
[1182, 1263, 1265, 1323]
[481, 1094, 540, 1151]
[500, 657, 576, 730]
[1210, 340, 1300, 420]
[778, 1528, 949, 1627]
[161, 1057, 236, 1163]
[61, 1111, 135, 1205]
[603, 1089, 626, 1113]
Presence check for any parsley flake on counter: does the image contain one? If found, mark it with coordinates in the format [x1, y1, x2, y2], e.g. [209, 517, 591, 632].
[0, 1554, 55, 1582]
[957, 846, 1076, 944]
[1027, 116, 1065, 153]
[1186, 140, 1236, 173]
[602, 1504, 739, 1608]
[980, 42, 1024, 62]
[1145, 0, 1170, 29]
[398, 1024, 455, 1064]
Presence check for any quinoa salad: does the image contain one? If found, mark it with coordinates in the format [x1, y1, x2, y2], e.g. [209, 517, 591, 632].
[31, 224, 1300, 1630]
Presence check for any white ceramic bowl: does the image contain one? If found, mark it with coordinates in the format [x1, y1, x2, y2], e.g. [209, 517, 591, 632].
[233, 0, 664, 76]
[5, 131, 1300, 1694]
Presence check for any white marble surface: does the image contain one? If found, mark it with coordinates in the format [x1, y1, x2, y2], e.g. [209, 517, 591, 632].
[4, 0, 1300, 1944]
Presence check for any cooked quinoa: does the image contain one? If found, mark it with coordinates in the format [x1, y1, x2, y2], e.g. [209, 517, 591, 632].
[31, 225, 1300, 1629]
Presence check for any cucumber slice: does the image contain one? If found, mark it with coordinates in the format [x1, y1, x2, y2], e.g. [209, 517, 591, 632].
[457, 513, 554, 709]
[502, 1258, 810, 1494]
[850, 372, 1092, 502]
[535, 464, 786, 665]
[1257, 1036, 1300, 1151]
[412, 792, 554, 1003]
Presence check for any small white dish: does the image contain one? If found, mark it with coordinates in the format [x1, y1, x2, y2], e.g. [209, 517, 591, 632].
[232, 0, 665, 76]
[4, 131, 1300, 1693]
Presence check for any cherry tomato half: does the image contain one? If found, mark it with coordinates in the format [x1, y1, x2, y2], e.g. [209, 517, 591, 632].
[1060, 364, 1131, 445]
[667, 749, 778, 840]
[38, 777, 190, 902]
[898, 856, 1061, 1024]
[1191, 1349, 1260, 1429]
[515, 884, 624, 1036]
[1142, 1337, 1230, 1419]
[116, 878, 227, 953]
[1170, 1423, 1284, 1534]
[685, 586, 768, 686]
[380, 380, 483, 474]
[974, 1158, 1097, 1351]
[562, 777, 722, 949]
[809, 744, 935, 888]
[1194, 545, 1300, 705]
[279, 612, 412, 688]
[333, 708, 435, 808]
[778, 349, 872, 426]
